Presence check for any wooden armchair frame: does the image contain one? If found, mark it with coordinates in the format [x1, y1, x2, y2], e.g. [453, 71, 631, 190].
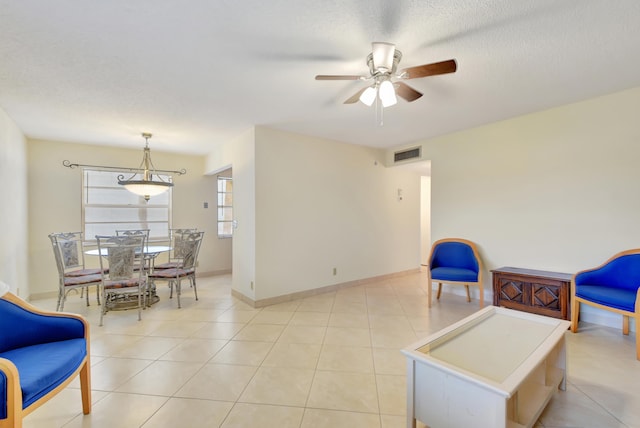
[570, 248, 640, 360]
[0, 292, 91, 427]
[427, 238, 484, 308]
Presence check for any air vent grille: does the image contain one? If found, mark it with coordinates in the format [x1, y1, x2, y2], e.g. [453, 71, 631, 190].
[394, 147, 421, 162]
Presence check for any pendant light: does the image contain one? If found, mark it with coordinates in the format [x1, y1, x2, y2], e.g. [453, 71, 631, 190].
[118, 133, 173, 201]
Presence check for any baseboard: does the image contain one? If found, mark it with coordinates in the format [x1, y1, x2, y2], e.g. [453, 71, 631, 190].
[435, 284, 637, 333]
[434, 283, 491, 306]
[28, 270, 231, 302]
[233, 268, 421, 308]
[580, 305, 636, 333]
[196, 269, 232, 277]
[29, 290, 59, 301]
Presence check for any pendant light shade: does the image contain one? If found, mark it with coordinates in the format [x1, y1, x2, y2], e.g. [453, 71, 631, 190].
[120, 179, 172, 198]
[359, 86, 377, 106]
[358, 79, 398, 108]
[378, 80, 397, 107]
[118, 133, 173, 201]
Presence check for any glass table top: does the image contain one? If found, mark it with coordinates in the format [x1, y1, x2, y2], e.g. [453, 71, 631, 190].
[417, 311, 559, 383]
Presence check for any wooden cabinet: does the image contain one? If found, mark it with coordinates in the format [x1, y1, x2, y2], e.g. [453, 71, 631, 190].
[492, 267, 572, 320]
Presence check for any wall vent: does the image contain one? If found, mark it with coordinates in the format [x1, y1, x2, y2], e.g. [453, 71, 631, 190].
[394, 147, 421, 163]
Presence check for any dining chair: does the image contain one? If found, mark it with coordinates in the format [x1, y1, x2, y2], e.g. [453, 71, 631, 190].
[427, 238, 484, 308]
[48, 232, 102, 311]
[148, 231, 204, 308]
[571, 249, 640, 360]
[96, 235, 147, 326]
[115, 229, 150, 271]
[153, 228, 198, 270]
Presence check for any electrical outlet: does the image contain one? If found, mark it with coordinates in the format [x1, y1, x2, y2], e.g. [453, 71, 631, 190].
[250, 281, 254, 290]
[333, 267, 337, 276]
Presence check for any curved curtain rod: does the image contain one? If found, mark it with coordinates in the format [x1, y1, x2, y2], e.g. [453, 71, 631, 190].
[62, 160, 187, 175]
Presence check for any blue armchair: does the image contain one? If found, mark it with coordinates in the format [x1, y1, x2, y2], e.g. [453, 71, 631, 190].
[0, 286, 91, 427]
[427, 238, 484, 308]
[571, 249, 640, 360]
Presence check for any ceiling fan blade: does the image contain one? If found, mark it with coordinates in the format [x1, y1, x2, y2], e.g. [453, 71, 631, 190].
[395, 82, 423, 102]
[315, 75, 362, 80]
[343, 87, 367, 104]
[400, 59, 457, 79]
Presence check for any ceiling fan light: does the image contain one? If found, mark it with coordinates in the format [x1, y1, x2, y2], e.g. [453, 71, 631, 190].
[379, 80, 397, 107]
[372, 42, 395, 72]
[359, 86, 377, 106]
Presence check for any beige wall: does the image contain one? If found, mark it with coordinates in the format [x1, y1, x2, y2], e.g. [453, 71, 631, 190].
[411, 86, 640, 330]
[206, 128, 256, 301]
[28, 139, 231, 298]
[206, 126, 422, 303]
[252, 127, 421, 301]
[0, 107, 28, 297]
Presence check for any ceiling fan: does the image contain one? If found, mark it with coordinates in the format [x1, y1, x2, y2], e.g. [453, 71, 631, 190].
[315, 42, 457, 107]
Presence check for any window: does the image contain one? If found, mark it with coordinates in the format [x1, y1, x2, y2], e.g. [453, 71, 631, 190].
[82, 169, 172, 242]
[217, 176, 233, 238]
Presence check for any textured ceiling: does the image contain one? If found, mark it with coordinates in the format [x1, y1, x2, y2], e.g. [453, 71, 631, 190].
[1, 0, 640, 154]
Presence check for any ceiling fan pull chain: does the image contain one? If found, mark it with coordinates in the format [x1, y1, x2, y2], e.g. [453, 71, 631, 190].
[377, 98, 384, 127]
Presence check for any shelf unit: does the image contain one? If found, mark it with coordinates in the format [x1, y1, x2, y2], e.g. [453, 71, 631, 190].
[403, 306, 570, 428]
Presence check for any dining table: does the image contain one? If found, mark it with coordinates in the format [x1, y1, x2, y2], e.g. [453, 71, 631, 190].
[84, 245, 172, 259]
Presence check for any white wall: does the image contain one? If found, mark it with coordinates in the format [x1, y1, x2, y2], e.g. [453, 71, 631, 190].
[252, 126, 421, 301]
[205, 128, 256, 301]
[28, 139, 231, 298]
[414, 86, 640, 330]
[205, 126, 422, 303]
[0, 107, 28, 297]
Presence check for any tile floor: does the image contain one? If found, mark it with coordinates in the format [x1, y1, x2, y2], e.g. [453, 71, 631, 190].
[23, 272, 639, 428]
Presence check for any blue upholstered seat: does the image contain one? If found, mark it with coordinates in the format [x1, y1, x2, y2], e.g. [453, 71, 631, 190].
[0, 288, 91, 425]
[430, 267, 479, 283]
[427, 238, 484, 308]
[0, 339, 87, 411]
[571, 250, 640, 360]
[575, 285, 636, 312]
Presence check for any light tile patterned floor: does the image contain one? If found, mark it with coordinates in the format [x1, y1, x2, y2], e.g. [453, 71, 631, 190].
[24, 272, 639, 428]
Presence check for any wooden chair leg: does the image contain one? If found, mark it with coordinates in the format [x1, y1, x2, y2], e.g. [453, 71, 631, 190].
[478, 283, 484, 308]
[636, 321, 640, 360]
[427, 276, 432, 308]
[623, 315, 629, 335]
[80, 360, 92, 415]
[436, 283, 442, 300]
[570, 299, 580, 333]
[464, 285, 471, 302]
